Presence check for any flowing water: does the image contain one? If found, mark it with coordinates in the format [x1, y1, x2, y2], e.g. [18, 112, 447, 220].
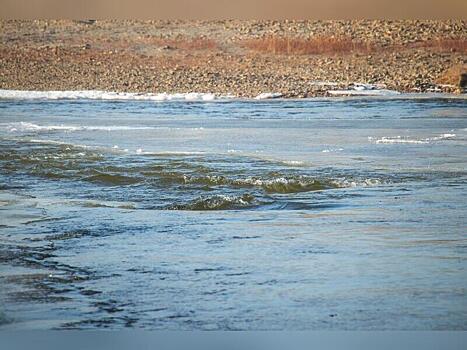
[0, 95, 466, 329]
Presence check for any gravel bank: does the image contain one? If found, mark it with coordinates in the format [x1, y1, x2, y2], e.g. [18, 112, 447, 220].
[1, 20, 466, 97]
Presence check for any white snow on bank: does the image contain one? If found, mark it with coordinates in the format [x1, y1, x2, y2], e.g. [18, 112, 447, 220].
[1, 88, 463, 101]
[309, 81, 340, 87]
[255, 92, 283, 100]
[328, 89, 400, 97]
[328, 83, 400, 96]
[0, 90, 229, 101]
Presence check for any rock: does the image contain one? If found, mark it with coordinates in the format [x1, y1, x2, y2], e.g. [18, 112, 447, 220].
[78, 19, 96, 25]
[437, 64, 467, 89]
[460, 73, 467, 88]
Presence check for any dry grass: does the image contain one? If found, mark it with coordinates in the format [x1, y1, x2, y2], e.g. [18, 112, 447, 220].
[242, 36, 373, 55]
[243, 36, 467, 56]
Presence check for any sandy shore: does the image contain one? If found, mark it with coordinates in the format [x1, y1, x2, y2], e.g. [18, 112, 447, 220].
[0, 20, 466, 97]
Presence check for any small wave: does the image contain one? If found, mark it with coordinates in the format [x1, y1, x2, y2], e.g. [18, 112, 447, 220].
[173, 175, 328, 193]
[167, 194, 257, 211]
[178, 175, 381, 193]
[233, 177, 338, 194]
[2, 137, 386, 193]
[80, 201, 136, 209]
[82, 172, 140, 186]
[0, 89, 232, 101]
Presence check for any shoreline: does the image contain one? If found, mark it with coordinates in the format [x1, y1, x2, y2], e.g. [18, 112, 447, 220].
[1, 88, 466, 101]
[1, 20, 466, 97]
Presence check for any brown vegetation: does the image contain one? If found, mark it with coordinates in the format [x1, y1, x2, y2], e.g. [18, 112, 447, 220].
[243, 36, 467, 57]
[242, 36, 373, 55]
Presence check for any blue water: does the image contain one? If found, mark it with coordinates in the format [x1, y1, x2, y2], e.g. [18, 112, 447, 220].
[0, 96, 466, 329]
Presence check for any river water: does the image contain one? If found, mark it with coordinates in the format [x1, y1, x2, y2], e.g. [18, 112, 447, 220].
[0, 95, 466, 329]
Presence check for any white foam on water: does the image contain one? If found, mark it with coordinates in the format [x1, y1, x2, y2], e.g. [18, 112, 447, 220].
[22, 142, 207, 156]
[135, 150, 206, 156]
[322, 148, 344, 153]
[0, 89, 232, 101]
[368, 133, 456, 144]
[371, 136, 428, 144]
[29, 138, 84, 146]
[28, 139, 95, 151]
[280, 160, 305, 166]
[333, 178, 383, 188]
[2, 122, 206, 133]
[430, 133, 456, 141]
[5, 122, 80, 132]
[226, 176, 383, 190]
[26, 139, 132, 157]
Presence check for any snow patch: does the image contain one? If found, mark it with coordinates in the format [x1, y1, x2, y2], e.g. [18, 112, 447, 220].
[255, 92, 283, 100]
[328, 83, 400, 96]
[0, 89, 231, 101]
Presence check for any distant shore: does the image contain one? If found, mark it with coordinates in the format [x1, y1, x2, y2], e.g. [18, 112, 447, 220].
[0, 20, 466, 98]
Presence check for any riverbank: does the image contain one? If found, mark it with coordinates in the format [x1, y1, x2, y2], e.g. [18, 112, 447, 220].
[0, 20, 466, 97]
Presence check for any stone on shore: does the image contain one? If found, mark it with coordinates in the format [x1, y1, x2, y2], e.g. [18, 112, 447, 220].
[437, 65, 467, 91]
